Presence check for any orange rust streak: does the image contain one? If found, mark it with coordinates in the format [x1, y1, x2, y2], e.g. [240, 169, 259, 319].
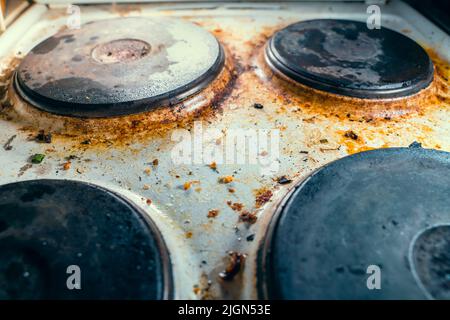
[252, 47, 448, 121]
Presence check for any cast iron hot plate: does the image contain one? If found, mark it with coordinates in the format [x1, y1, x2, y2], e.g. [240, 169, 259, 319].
[265, 19, 434, 99]
[0, 179, 171, 299]
[259, 147, 450, 299]
[14, 17, 224, 118]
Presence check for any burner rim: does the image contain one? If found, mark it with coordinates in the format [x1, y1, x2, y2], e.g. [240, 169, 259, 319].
[265, 19, 435, 99]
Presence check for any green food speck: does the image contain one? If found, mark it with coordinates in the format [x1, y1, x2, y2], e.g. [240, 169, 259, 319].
[31, 154, 45, 164]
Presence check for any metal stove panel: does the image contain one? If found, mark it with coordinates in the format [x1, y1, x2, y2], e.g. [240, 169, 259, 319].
[0, 1, 448, 299]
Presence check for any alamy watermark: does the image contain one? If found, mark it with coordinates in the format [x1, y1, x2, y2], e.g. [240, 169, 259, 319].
[63, 263, 380, 292]
[366, 5, 381, 30]
[66, 265, 81, 290]
[170, 121, 280, 175]
[66, 5, 81, 30]
[366, 264, 381, 290]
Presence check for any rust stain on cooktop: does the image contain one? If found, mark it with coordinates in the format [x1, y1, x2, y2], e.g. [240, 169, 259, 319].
[1, 19, 449, 157]
[252, 46, 448, 121]
[1, 47, 236, 150]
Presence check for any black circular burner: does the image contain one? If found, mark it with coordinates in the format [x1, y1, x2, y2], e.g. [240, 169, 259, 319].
[14, 17, 224, 118]
[0, 179, 171, 299]
[265, 19, 434, 99]
[260, 147, 450, 299]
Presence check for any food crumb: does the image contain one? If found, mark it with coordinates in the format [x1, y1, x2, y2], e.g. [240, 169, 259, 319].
[62, 162, 71, 170]
[209, 161, 217, 170]
[143, 184, 150, 190]
[30, 154, 45, 164]
[227, 201, 244, 211]
[219, 252, 245, 281]
[18, 163, 32, 177]
[277, 176, 292, 185]
[219, 176, 234, 184]
[255, 188, 273, 208]
[35, 130, 52, 144]
[144, 168, 151, 175]
[146, 199, 152, 205]
[185, 231, 193, 239]
[183, 180, 199, 190]
[81, 139, 91, 145]
[344, 130, 358, 140]
[3, 135, 16, 151]
[239, 211, 258, 224]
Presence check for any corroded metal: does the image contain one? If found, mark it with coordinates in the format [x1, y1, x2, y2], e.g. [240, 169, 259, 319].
[0, 2, 449, 300]
[15, 17, 224, 117]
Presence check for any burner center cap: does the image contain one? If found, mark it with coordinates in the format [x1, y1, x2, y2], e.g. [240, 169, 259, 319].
[91, 39, 151, 64]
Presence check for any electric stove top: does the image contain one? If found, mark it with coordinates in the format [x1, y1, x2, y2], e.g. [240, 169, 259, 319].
[0, 1, 449, 300]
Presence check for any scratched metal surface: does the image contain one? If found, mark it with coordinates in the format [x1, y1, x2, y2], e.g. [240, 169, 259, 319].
[0, 2, 449, 299]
